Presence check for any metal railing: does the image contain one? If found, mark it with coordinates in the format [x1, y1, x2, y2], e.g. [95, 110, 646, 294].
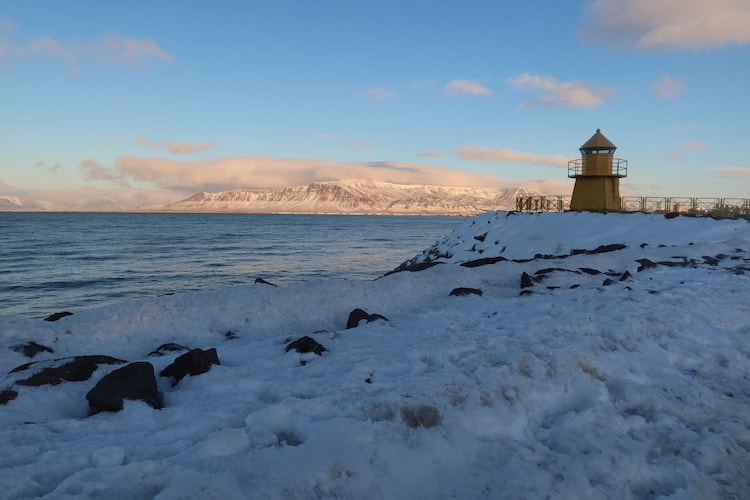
[567, 158, 628, 178]
[516, 196, 750, 216]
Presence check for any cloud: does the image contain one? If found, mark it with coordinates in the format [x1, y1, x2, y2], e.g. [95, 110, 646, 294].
[34, 160, 63, 172]
[0, 31, 172, 66]
[80, 159, 129, 187]
[114, 155, 507, 192]
[458, 146, 570, 167]
[417, 151, 440, 158]
[664, 151, 686, 161]
[0, 181, 181, 211]
[361, 87, 395, 102]
[581, 0, 750, 50]
[682, 140, 708, 150]
[507, 73, 614, 109]
[135, 135, 213, 155]
[0, 17, 15, 32]
[444, 80, 492, 96]
[315, 134, 374, 150]
[707, 167, 750, 179]
[652, 75, 686, 99]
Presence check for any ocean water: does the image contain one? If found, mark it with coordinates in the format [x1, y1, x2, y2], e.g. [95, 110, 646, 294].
[0, 212, 462, 319]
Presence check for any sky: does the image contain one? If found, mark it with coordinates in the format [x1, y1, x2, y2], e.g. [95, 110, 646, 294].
[1, 0, 749, 209]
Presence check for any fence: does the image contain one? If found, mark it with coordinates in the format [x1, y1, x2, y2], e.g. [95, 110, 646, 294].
[516, 196, 750, 216]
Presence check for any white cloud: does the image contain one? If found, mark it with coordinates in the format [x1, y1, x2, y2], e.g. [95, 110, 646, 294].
[361, 87, 395, 102]
[136, 135, 213, 155]
[457, 146, 570, 167]
[707, 167, 750, 179]
[582, 0, 750, 50]
[34, 160, 63, 172]
[114, 156, 507, 192]
[444, 80, 492, 96]
[315, 134, 374, 150]
[0, 17, 15, 32]
[80, 159, 129, 187]
[652, 75, 686, 99]
[507, 73, 614, 109]
[0, 31, 172, 66]
[682, 141, 708, 150]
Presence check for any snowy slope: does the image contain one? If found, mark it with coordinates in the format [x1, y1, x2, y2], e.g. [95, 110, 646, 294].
[154, 179, 541, 215]
[0, 212, 749, 499]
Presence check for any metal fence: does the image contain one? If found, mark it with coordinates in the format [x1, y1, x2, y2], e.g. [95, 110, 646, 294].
[516, 196, 750, 216]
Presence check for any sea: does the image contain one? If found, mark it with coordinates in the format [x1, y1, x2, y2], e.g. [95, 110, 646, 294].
[0, 212, 463, 319]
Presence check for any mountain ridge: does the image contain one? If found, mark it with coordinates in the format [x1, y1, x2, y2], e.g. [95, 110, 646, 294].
[143, 179, 544, 215]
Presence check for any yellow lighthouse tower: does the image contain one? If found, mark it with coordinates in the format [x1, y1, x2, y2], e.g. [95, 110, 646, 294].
[568, 129, 628, 211]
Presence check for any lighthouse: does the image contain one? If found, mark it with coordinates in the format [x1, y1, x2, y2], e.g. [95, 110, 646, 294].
[568, 129, 628, 211]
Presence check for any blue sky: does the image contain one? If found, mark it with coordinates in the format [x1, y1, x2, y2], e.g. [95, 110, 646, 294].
[1, 0, 748, 209]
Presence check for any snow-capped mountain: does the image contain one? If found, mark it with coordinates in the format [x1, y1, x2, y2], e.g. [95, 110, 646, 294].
[151, 179, 543, 215]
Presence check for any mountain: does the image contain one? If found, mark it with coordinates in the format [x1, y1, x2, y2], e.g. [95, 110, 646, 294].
[148, 179, 544, 215]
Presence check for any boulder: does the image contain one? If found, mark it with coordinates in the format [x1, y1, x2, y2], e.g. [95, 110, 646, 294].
[346, 308, 389, 329]
[11, 341, 54, 358]
[147, 343, 190, 357]
[160, 348, 221, 386]
[12, 355, 126, 387]
[254, 277, 278, 286]
[285, 336, 327, 355]
[86, 362, 163, 414]
[43, 311, 73, 322]
[520, 272, 535, 289]
[449, 287, 483, 297]
[0, 388, 17, 405]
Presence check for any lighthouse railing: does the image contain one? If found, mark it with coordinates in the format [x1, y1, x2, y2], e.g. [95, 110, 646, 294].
[567, 158, 628, 178]
[515, 196, 750, 215]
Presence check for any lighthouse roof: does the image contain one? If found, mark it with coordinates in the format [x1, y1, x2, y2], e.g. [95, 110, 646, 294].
[580, 128, 616, 151]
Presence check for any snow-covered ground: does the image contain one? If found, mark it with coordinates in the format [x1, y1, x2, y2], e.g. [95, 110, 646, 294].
[1, 211, 749, 499]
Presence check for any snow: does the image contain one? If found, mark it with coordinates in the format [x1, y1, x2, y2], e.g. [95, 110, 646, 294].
[1, 211, 749, 499]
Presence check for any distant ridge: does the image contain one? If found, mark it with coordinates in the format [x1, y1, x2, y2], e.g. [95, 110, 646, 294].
[143, 179, 544, 216]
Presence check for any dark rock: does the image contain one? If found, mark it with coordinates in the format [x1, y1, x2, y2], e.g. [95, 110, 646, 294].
[147, 343, 189, 357]
[401, 405, 442, 428]
[12, 355, 126, 386]
[702, 255, 720, 266]
[43, 311, 73, 322]
[579, 267, 602, 275]
[619, 271, 633, 282]
[346, 308, 389, 329]
[473, 232, 487, 242]
[534, 267, 573, 275]
[588, 244, 627, 254]
[11, 341, 54, 358]
[254, 278, 278, 286]
[0, 388, 18, 405]
[86, 362, 163, 414]
[664, 212, 680, 219]
[285, 336, 327, 355]
[224, 331, 238, 340]
[602, 278, 617, 286]
[449, 287, 483, 297]
[640, 243, 648, 248]
[636, 259, 658, 272]
[461, 256, 508, 268]
[519, 289, 534, 296]
[160, 348, 221, 386]
[569, 284, 581, 289]
[383, 261, 444, 276]
[520, 272, 535, 289]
